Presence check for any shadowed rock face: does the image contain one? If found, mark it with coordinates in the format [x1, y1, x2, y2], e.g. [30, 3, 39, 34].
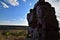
[27, 0, 59, 40]
[27, 9, 38, 28]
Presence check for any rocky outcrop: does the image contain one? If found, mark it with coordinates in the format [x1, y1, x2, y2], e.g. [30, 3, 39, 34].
[27, 0, 59, 40]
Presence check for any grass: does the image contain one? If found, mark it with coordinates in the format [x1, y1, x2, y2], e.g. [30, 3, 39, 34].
[0, 30, 28, 40]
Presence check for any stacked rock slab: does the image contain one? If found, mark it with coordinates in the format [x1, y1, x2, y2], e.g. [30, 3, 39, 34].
[27, 0, 59, 40]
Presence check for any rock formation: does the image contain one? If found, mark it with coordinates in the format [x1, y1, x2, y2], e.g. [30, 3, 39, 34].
[27, 0, 59, 40]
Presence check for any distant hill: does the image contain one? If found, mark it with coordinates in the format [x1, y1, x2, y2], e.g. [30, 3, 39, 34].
[0, 25, 29, 30]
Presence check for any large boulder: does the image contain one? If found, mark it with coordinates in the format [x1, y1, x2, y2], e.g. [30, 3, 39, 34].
[27, 0, 59, 40]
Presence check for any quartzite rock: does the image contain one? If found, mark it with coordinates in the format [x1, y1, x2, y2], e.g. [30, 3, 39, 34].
[27, 0, 59, 40]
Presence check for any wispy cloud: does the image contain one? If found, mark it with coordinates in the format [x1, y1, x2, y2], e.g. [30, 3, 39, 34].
[0, 20, 11, 25]
[1, 2, 9, 8]
[46, 0, 60, 3]
[29, 3, 32, 6]
[19, 18, 28, 26]
[52, 0, 60, 2]
[22, 0, 26, 2]
[36, 0, 38, 1]
[8, 0, 19, 6]
[0, 0, 19, 8]
[0, 18, 28, 26]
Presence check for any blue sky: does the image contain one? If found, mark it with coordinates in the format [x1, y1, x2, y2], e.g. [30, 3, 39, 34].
[0, 0, 38, 26]
[0, 0, 60, 27]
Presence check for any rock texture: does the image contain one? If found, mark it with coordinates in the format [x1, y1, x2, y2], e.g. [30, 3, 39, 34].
[27, 0, 59, 40]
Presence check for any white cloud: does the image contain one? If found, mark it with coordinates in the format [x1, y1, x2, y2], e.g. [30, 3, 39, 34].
[23, 0, 26, 2]
[36, 0, 38, 1]
[1, 2, 9, 8]
[29, 3, 32, 6]
[8, 0, 19, 6]
[12, 19, 17, 21]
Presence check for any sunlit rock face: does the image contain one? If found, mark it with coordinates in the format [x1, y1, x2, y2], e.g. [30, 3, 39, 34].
[27, 0, 59, 40]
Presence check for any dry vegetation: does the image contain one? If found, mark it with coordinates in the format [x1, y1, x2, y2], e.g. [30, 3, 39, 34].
[0, 30, 28, 40]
